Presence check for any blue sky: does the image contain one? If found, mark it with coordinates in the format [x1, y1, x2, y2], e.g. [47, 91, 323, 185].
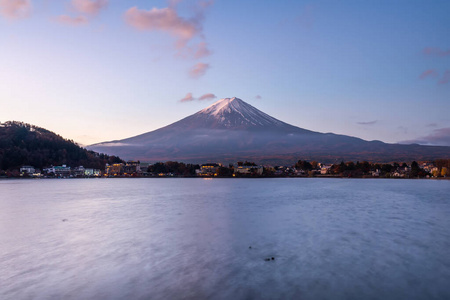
[0, 0, 449, 146]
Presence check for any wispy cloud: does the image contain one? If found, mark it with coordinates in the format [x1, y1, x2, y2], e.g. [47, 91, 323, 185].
[419, 69, 438, 79]
[0, 0, 31, 19]
[419, 69, 450, 84]
[124, 1, 213, 78]
[56, 0, 108, 27]
[71, 0, 108, 16]
[189, 62, 209, 78]
[124, 7, 197, 44]
[198, 93, 216, 101]
[179, 92, 216, 102]
[426, 123, 438, 128]
[357, 120, 377, 126]
[198, 0, 214, 9]
[97, 142, 135, 147]
[55, 15, 88, 26]
[400, 127, 450, 146]
[180, 92, 195, 102]
[439, 70, 450, 85]
[194, 41, 212, 59]
[176, 41, 212, 59]
[124, 3, 210, 50]
[255, 95, 262, 100]
[423, 47, 450, 57]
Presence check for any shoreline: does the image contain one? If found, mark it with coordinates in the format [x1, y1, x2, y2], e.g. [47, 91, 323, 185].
[1, 176, 448, 180]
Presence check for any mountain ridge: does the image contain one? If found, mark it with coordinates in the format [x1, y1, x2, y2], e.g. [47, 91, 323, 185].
[88, 97, 450, 164]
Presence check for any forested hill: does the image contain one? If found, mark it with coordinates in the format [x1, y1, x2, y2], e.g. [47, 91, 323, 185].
[0, 121, 124, 171]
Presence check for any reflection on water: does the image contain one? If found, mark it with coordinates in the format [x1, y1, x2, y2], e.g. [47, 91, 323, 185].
[1, 178, 450, 299]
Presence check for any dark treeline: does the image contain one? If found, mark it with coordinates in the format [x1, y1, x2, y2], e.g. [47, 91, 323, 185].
[295, 159, 450, 178]
[0, 121, 123, 171]
[435, 159, 450, 176]
[328, 161, 410, 177]
[147, 159, 450, 178]
[148, 161, 200, 176]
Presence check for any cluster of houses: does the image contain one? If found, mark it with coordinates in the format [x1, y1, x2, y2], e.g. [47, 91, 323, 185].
[16, 161, 446, 178]
[19, 165, 101, 178]
[271, 162, 443, 178]
[195, 161, 445, 178]
[195, 163, 264, 176]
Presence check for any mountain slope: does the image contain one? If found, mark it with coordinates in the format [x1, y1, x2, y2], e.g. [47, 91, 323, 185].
[0, 121, 124, 170]
[88, 97, 450, 164]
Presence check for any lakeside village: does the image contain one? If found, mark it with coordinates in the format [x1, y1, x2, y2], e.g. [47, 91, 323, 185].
[6, 159, 450, 179]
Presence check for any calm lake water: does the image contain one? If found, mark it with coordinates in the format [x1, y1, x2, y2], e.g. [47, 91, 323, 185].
[1, 178, 449, 300]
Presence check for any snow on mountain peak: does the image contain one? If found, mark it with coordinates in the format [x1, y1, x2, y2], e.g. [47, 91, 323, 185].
[199, 97, 242, 116]
[196, 97, 284, 128]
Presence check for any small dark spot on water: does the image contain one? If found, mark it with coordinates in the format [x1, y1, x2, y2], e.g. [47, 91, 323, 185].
[62, 219, 68, 222]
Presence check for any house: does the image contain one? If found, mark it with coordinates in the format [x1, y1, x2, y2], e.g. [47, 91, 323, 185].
[73, 166, 85, 177]
[105, 163, 124, 176]
[54, 165, 71, 177]
[320, 165, 331, 175]
[43, 165, 71, 177]
[20, 165, 35, 175]
[371, 169, 381, 177]
[123, 161, 141, 175]
[84, 168, 101, 177]
[234, 165, 264, 175]
[197, 163, 221, 176]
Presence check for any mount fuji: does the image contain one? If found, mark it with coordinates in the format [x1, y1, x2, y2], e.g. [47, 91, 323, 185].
[88, 97, 450, 164]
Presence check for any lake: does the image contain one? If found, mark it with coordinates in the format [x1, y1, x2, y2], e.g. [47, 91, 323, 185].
[1, 178, 449, 299]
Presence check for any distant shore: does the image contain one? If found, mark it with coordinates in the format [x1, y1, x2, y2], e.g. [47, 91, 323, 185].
[1, 175, 448, 180]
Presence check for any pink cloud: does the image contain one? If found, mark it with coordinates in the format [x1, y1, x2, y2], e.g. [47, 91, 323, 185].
[179, 92, 216, 103]
[175, 41, 212, 59]
[124, 1, 213, 55]
[439, 70, 450, 85]
[0, 0, 31, 19]
[124, 6, 198, 49]
[199, 93, 216, 101]
[198, 0, 214, 9]
[419, 69, 438, 79]
[168, 0, 183, 8]
[189, 62, 209, 78]
[71, 0, 108, 16]
[423, 47, 450, 57]
[180, 93, 195, 102]
[255, 95, 262, 100]
[55, 15, 88, 26]
[194, 42, 212, 58]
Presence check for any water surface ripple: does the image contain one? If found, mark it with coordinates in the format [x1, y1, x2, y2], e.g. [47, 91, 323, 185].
[1, 178, 449, 299]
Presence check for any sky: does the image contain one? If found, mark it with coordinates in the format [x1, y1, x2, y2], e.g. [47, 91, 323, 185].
[0, 0, 449, 146]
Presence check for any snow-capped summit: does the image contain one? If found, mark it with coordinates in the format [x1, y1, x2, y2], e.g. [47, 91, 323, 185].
[199, 97, 254, 117]
[185, 97, 286, 130]
[199, 97, 241, 116]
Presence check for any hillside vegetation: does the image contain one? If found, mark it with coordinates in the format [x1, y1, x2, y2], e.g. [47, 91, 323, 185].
[0, 121, 123, 171]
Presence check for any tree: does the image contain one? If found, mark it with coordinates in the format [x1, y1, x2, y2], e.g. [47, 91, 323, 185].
[295, 160, 312, 170]
[410, 161, 420, 177]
